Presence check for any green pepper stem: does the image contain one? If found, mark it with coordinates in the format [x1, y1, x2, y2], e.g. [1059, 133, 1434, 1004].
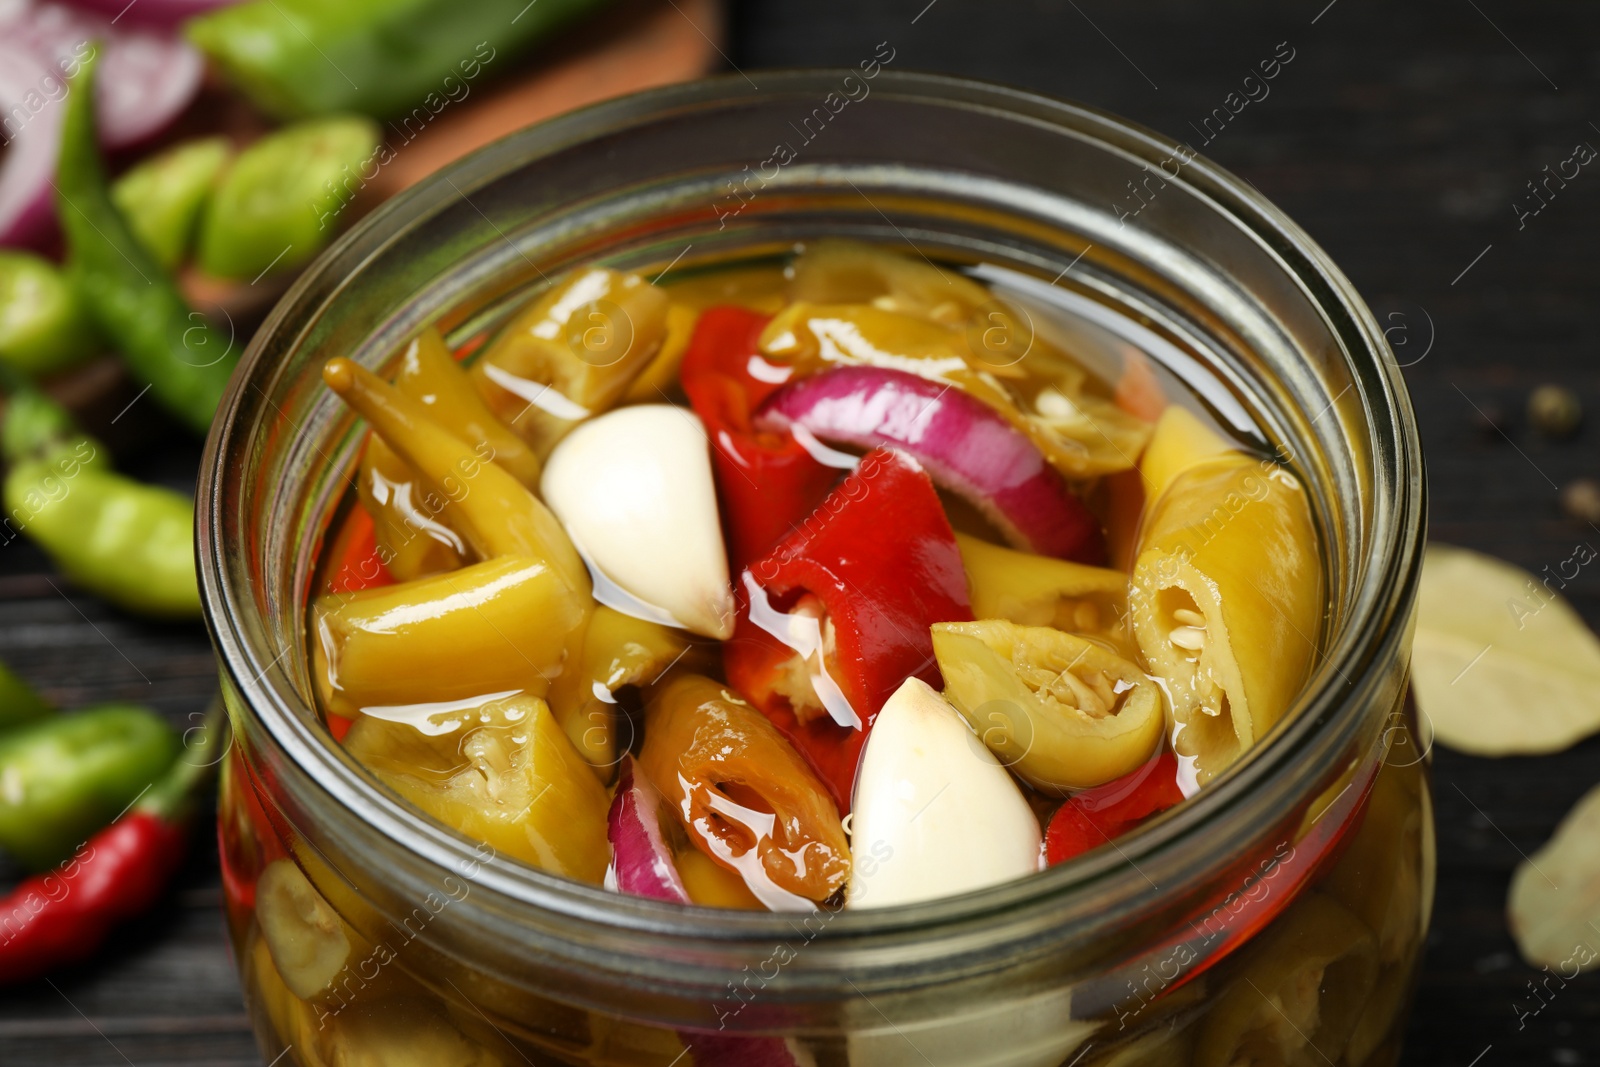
[0, 377, 88, 465]
[138, 695, 229, 824]
[59, 49, 236, 436]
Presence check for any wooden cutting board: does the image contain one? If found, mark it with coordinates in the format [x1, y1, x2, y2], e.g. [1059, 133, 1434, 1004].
[368, 0, 724, 198]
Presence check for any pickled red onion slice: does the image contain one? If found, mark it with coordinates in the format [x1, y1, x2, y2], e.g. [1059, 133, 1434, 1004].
[757, 365, 1104, 562]
[605, 756, 689, 903]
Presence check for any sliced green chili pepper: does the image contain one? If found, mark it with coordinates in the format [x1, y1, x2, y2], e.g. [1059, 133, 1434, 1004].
[57, 52, 237, 436]
[0, 704, 179, 871]
[0, 252, 99, 377]
[0, 661, 51, 733]
[185, 0, 607, 120]
[111, 137, 232, 271]
[196, 117, 380, 280]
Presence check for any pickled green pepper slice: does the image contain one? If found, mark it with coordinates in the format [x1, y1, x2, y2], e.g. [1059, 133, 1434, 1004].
[932, 619, 1166, 792]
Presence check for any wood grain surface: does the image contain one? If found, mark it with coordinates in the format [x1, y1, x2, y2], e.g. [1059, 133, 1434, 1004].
[4, 0, 1599, 1063]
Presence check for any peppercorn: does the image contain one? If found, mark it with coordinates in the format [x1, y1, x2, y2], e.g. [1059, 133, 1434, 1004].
[1528, 385, 1583, 440]
[1560, 478, 1600, 525]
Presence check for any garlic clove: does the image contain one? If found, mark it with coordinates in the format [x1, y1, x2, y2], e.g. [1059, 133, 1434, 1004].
[255, 859, 352, 999]
[542, 405, 735, 639]
[847, 677, 1042, 909]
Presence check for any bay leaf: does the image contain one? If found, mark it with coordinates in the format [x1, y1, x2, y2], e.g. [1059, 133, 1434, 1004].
[1411, 544, 1600, 756]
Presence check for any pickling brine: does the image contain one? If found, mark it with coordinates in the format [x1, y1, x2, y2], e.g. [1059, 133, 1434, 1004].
[220, 239, 1431, 1067]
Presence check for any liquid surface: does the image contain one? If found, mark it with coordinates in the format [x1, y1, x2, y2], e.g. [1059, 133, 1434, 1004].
[306, 238, 1324, 911]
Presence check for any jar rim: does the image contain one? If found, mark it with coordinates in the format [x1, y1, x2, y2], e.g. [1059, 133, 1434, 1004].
[198, 69, 1423, 960]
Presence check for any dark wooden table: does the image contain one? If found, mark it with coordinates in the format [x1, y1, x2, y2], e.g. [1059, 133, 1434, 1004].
[4, 0, 1597, 1063]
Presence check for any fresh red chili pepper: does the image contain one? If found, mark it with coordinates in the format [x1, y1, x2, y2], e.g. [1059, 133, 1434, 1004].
[0, 699, 225, 985]
[681, 307, 837, 571]
[1044, 751, 1186, 866]
[324, 504, 393, 594]
[724, 447, 972, 811]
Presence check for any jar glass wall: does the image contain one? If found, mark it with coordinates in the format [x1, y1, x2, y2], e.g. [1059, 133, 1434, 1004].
[199, 72, 1429, 1067]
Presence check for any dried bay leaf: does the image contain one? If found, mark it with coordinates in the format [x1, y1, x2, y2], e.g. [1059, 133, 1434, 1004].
[1508, 782, 1600, 972]
[1412, 544, 1600, 755]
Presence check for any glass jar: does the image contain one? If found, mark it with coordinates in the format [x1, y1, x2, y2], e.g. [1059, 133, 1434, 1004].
[199, 71, 1430, 1067]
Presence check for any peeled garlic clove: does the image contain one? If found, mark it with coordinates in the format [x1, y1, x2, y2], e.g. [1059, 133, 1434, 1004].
[847, 677, 1041, 908]
[541, 405, 734, 639]
[255, 858, 351, 999]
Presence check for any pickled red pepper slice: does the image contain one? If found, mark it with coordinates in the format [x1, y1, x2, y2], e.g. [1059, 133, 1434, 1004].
[322, 505, 394, 595]
[680, 305, 793, 408]
[1043, 752, 1185, 865]
[757, 364, 1105, 563]
[639, 674, 849, 906]
[680, 307, 838, 571]
[724, 448, 973, 811]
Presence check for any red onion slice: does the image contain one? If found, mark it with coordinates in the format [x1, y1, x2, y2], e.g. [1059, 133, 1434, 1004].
[93, 29, 204, 147]
[58, 0, 239, 28]
[605, 756, 690, 903]
[757, 366, 1105, 563]
[0, 45, 62, 247]
[0, 1, 201, 244]
[0, 0, 202, 149]
[609, 763, 813, 1066]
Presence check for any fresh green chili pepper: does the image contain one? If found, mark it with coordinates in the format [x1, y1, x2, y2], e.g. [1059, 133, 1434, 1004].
[2, 447, 200, 619]
[57, 52, 237, 436]
[196, 117, 380, 281]
[111, 137, 232, 271]
[185, 0, 607, 120]
[0, 661, 51, 733]
[0, 252, 99, 377]
[0, 377, 197, 619]
[0, 704, 179, 871]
